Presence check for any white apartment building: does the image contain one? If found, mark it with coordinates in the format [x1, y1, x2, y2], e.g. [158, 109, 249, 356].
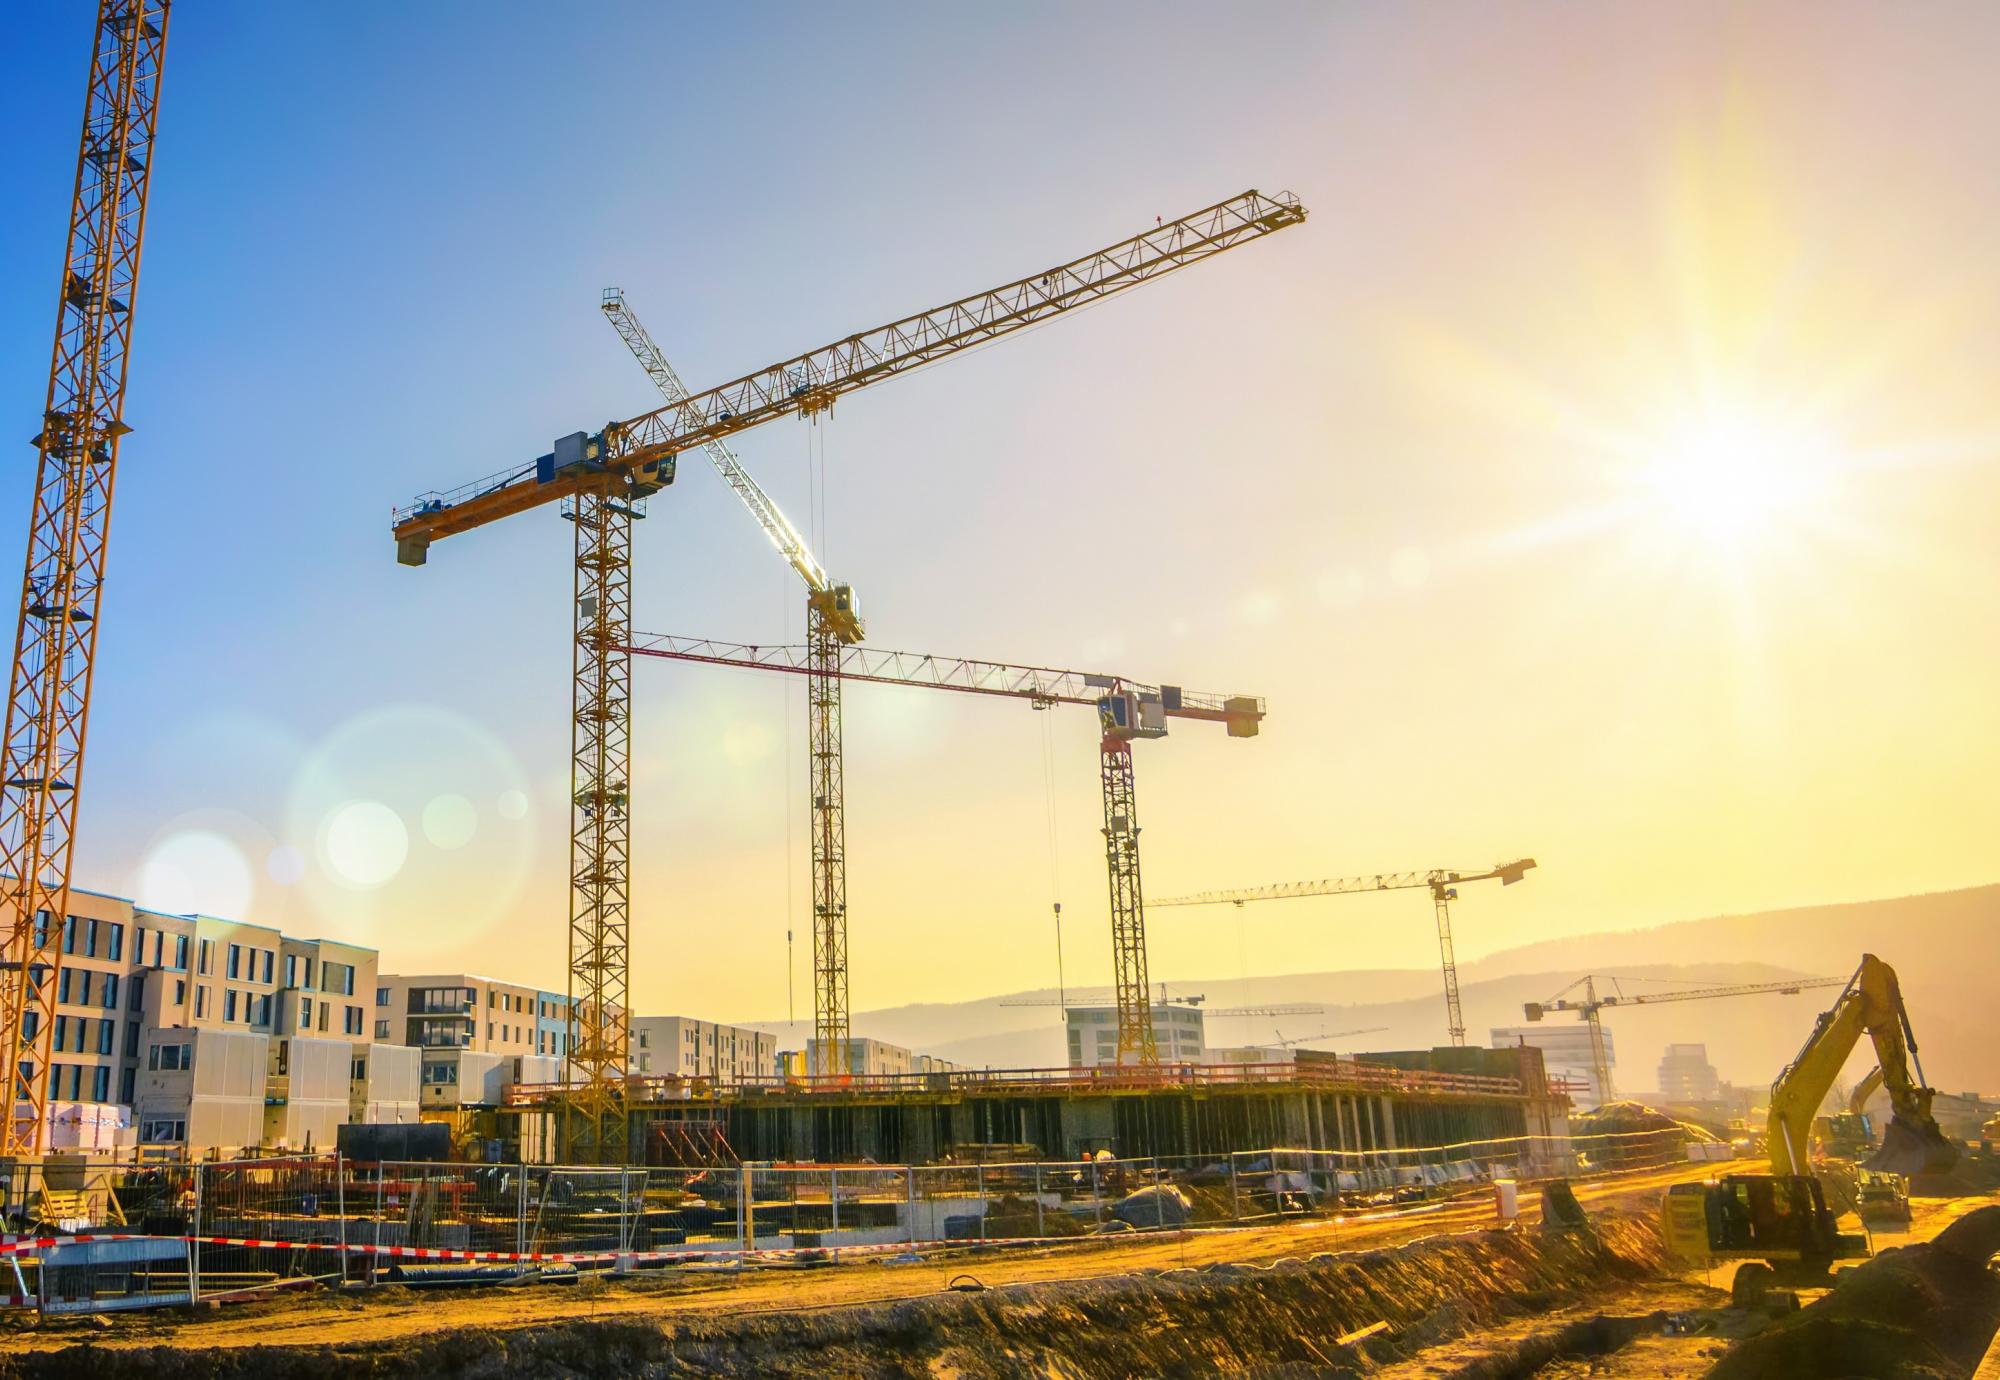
[374, 973, 572, 1061]
[23, 884, 403, 1156]
[1066, 1004, 1206, 1068]
[631, 1016, 776, 1083]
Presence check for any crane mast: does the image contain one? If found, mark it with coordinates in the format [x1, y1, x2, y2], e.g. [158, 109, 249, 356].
[1151, 860, 1535, 1047]
[600, 290, 863, 1073]
[623, 631, 1263, 1064]
[0, 0, 170, 1156]
[394, 190, 1302, 1156]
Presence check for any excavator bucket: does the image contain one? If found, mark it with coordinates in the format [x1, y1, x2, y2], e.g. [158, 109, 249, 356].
[1868, 1113, 1960, 1177]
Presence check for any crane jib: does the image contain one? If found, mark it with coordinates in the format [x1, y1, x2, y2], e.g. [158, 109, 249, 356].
[391, 189, 1305, 551]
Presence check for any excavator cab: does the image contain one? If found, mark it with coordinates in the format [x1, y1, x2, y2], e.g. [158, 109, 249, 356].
[1663, 1174, 1866, 1281]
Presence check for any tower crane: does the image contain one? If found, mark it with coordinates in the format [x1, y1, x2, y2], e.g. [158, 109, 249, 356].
[599, 290, 863, 1075]
[623, 632, 1265, 1066]
[391, 190, 1305, 1160]
[1151, 861, 1536, 1048]
[1524, 972, 1845, 1107]
[1268, 1025, 1388, 1050]
[0, 0, 170, 1156]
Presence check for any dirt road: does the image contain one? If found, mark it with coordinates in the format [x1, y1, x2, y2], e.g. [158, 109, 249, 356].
[0, 1161, 1712, 1356]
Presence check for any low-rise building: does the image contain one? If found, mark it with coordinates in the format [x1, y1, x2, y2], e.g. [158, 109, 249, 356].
[20, 884, 385, 1156]
[629, 1016, 775, 1083]
[375, 973, 572, 1061]
[808, 1036, 914, 1078]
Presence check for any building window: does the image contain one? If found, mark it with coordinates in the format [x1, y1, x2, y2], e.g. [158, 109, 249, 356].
[119, 1067, 134, 1104]
[174, 934, 189, 971]
[77, 971, 92, 1006]
[260, 950, 274, 984]
[106, 922, 123, 963]
[124, 1021, 139, 1058]
[300, 997, 313, 1029]
[147, 1042, 190, 1072]
[422, 1061, 458, 1085]
[301, 958, 316, 991]
[197, 939, 212, 976]
[194, 986, 209, 1019]
[318, 1002, 329, 1032]
[376, 987, 389, 1007]
[351, 1057, 368, 1081]
[345, 1006, 362, 1036]
[284, 954, 298, 989]
[374, 1019, 390, 1039]
[173, 978, 186, 1006]
[102, 972, 118, 1009]
[256, 994, 272, 1027]
[96, 1019, 113, 1056]
[224, 990, 238, 1023]
[227, 944, 241, 980]
[51, 1016, 66, 1052]
[91, 1065, 109, 1102]
[140, 1119, 186, 1143]
[57, 969, 71, 1004]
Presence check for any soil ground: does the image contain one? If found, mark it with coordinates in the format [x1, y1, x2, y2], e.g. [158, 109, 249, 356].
[0, 1163, 1989, 1376]
[0, 1161, 1709, 1359]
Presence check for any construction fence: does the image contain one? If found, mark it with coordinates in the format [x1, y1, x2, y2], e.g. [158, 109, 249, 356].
[0, 1126, 1701, 1302]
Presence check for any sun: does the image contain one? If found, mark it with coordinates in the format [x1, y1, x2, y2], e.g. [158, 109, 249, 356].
[1637, 409, 1824, 550]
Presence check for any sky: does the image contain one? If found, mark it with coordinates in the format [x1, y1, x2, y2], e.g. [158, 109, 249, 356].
[0, 3, 1996, 1028]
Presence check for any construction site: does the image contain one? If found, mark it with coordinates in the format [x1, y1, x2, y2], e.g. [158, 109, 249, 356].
[0, 3, 1997, 1377]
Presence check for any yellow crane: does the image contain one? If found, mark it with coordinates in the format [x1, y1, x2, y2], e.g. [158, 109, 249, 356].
[598, 290, 863, 1075]
[0, 0, 170, 1155]
[391, 191, 1305, 1159]
[1151, 861, 1535, 1046]
[1525, 971, 1846, 1107]
[624, 633, 1263, 1065]
[1659, 954, 1957, 1301]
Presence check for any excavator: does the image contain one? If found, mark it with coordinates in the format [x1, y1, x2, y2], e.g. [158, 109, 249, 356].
[1661, 954, 1957, 1302]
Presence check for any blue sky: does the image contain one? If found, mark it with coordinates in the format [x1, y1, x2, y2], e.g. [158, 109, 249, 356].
[2, 4, 1997, 1023]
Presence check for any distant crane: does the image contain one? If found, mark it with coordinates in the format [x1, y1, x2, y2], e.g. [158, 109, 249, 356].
[391, 191, 1305, 1159]
[1151, 860, 1536, 1048]
[1525, 973, 1846, 1106]
[1000, 992, 1325, 1019]
[600, 289, 864, 1077]
[1268, 1025, 1389, 1050]
[624, 632, 1265, 1068]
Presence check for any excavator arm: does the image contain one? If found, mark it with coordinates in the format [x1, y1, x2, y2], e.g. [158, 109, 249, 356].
[1766, 954, 1956, 1178]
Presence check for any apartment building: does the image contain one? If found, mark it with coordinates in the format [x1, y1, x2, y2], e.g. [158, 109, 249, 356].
[375, 973, 572, 1060]
[803, 1036, 960, 1079]
[27, 884, 397, 1155]
[629, 1016, 776, 1084]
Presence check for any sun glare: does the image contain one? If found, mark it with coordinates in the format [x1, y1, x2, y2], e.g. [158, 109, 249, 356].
[1639, 411, 1821, 549]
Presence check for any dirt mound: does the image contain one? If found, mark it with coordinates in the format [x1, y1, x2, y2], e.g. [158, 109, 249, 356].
[1708, 1205, 2000, 1380]
[0, 1212, 1675, 1379]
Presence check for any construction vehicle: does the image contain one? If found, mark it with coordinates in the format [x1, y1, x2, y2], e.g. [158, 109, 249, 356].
[1853, 1169, 1911, 1229]
[1659, 954, 1957, 1301]
[391, 191, 1305, 1159]
[0, 0, 171, 1154]
[1153, 862, 1535, 1046]
[623, 632, 1263, 1065]
[1815, 1066, 1886, 1162]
